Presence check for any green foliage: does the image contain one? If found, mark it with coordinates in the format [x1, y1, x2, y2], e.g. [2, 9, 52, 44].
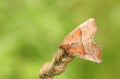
[0, 0, 120, 79]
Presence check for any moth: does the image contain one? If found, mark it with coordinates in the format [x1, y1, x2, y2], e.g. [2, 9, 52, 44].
[59, 18, 102, 63]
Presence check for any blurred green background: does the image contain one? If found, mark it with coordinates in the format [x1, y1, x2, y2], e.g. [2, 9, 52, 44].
[0, 0, 120, 79]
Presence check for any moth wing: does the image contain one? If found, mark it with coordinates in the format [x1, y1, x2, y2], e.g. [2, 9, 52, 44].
[80, 18, 102, 63]
[59, 28, 85, 56]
